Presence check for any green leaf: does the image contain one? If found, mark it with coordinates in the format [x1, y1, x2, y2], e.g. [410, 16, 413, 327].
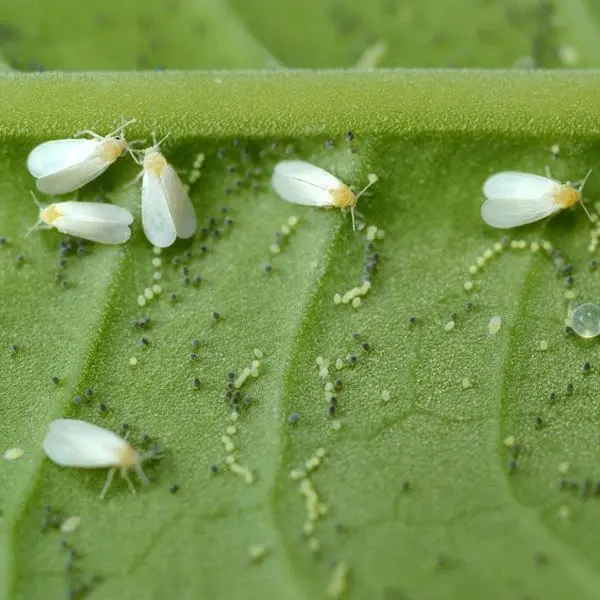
[1, 0, 599, 70]
[3, 0, 600, 595]
[0, 0, 280, 70]
[2, 71, 600, 600]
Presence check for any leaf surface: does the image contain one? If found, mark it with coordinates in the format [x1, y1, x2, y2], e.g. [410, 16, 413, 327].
[1, 1, 600, 599]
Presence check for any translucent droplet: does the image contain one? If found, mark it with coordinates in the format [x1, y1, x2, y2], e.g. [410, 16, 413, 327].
[571, 303, 600, 339]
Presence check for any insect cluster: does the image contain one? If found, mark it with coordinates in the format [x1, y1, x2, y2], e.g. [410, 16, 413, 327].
[27, 120, 196, 248]
[26, 121, 379, 252]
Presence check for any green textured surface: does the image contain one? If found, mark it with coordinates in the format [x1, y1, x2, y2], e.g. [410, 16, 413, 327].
[0, 0, 280, 70]
[1, 71, 600, 600]
[1, 0, 599, 69]
[1, 0, 600, 599]
[3, 71, 600, 138]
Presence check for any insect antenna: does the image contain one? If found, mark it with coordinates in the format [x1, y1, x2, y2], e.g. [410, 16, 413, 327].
[355, 174, 379, 201]
[109, 117, 137, 138]
[25, 191, 45, 237]
[578, 169, 593, 222]
[153, 132, 171, 150]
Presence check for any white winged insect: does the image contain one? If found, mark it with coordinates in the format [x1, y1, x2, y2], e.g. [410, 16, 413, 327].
[43, 419, 152, 500]
[27, 192, 133, 244]
[271, 160, 378, 230]
[130, 134, 197, 248]
[481, 169, 593, 229]
[27, 119, 137, 195]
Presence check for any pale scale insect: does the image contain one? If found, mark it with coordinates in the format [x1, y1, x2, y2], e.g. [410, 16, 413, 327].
[27, 119, 137, 195]
[271, 160, 377, 231]
[42, 419, 152, 499]
[26, 192, 133, 244]
[130, 134, 197, 248]
[481, 169, 593, 229]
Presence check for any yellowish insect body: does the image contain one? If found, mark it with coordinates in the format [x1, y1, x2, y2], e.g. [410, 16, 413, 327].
[99, 137, 128, 162]
[554, 184, 580, 210]
[143, 149, 168, 176]
[117, 444, 142, 470]
[40, 204, 63, 226]
[330, 185, 356, 209]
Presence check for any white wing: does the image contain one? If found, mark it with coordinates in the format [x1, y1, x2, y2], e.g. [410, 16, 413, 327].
[53, 216, 131, 244]
[27, 139, 100, 178]
[161, 164, 197, 239]
[43, 419, 126, 468]
[483, 172, 557, 200]
[142, 171, 177, 248]
[272, 160, 340, 207]
[481, 172, 561, 228]
[57, 201, 134, 225]
[36, 156, 113, 195]
[481, 196, 558, 228]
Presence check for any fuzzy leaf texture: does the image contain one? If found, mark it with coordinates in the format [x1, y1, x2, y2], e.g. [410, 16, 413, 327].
[2, 1, 600, 600]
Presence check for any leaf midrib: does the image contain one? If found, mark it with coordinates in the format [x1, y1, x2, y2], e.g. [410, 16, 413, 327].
[2, 71, 600, 139]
